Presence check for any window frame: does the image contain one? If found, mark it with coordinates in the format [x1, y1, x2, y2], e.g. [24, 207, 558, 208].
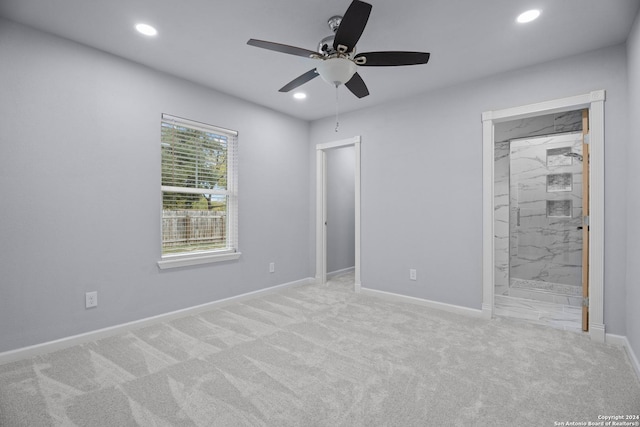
[157, 114, 240, 269]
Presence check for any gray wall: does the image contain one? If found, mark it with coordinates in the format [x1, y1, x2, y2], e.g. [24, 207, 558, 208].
[0, 19, 311, 353]
[626, 10, 640, 366]
[310, 44, 630, 334]
[326, 147, 355, 274]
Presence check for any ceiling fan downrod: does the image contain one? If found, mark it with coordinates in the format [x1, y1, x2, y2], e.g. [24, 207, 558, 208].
[318, 15, 343, 55]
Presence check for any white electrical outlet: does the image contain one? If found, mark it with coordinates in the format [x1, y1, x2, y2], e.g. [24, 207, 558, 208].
[409, 269, 417, 281]
[85, 291, 98, 308]
[269, 262, 275, 273]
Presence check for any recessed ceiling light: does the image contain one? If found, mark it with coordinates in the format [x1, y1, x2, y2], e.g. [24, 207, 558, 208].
[516, 9, 541, 24]
[135, 23, 158, 36]
[293, 92, 307, 100]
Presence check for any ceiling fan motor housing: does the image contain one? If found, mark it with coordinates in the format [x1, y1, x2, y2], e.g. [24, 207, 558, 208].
[318, 15, 345, 55]
[318, 35, 336, 54]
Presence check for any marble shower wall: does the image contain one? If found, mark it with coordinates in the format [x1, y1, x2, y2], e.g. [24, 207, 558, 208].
[509, 134, 583, 286]
[494, 111, 583, 143]
[494, 111, 582, 297]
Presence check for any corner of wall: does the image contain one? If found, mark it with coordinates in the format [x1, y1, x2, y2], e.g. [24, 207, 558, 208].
[625, 4, 640, 374]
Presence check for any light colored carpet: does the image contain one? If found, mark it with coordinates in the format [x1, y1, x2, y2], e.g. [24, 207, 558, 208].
[1, 272, 639, 426]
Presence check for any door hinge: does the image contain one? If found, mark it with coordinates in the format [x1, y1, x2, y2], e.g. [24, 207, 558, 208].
[583, 216, 590, 226]
[583, 134, 590, 145]
[582, 297, 589, 307]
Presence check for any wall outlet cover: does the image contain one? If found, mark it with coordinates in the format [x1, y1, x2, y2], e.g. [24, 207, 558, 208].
[85, 291, 98, 308]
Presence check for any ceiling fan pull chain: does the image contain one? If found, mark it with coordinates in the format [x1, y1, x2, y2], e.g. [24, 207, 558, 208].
[335, 84, 340, 132]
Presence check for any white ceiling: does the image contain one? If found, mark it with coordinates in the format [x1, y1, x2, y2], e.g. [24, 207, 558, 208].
[1, 0, 639, 121]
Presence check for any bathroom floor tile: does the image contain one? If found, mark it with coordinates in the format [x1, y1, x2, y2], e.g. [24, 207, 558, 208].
[495, 295, 582, 333]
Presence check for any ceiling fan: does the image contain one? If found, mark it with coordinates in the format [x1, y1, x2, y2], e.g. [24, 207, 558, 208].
[247, 0, 431, 99]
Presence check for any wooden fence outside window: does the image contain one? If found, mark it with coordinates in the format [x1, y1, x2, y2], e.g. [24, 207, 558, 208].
[162, 210, 226, 252]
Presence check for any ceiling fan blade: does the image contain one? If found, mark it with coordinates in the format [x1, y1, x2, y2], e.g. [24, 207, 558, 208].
[355, 51, 431, 66]
[345, 72, 369, 98]
[247, 39, 318, 58]
[333, 0, 372, 53]
[279, 69, 319, 92]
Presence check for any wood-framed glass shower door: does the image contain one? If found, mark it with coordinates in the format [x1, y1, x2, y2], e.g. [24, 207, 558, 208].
[509, 132, 586, 327]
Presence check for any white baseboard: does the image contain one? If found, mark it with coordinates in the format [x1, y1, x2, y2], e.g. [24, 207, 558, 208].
[481, 303, 493, 320]
[327, 266, 355, 280]
[605, 333, 627, 347]
[589, 322, 606, 344]
[359, 286, 484, 319]
[606, 333, 640, 382]
[0, 277, 315, 366]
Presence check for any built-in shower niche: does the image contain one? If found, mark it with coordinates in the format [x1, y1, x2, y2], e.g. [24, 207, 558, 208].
[547, 200, 572, 217]
[547, 147, 573, 167]
[547, 173, 572, 193]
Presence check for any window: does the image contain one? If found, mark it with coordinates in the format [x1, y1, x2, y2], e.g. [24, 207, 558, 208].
[159, 114, 239, 268]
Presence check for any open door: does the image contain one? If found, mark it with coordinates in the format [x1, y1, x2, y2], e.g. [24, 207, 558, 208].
[582, 109, 590, 331]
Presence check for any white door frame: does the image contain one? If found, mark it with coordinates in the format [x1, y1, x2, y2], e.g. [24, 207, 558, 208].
[315, 136, 361, 291]
[482, 90, 606, 342]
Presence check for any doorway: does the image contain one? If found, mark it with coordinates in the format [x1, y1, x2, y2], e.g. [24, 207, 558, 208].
[326, 146, 356, 279]
[496, 131, 585, 332]
[315, 136, 361, 290]
[482, 91, 606, 342]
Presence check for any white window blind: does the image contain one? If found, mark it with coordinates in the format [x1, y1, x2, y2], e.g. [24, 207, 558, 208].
[161, 114, 238, 257]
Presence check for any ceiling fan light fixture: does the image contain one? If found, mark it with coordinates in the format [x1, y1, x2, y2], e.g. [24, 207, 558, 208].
[316, 57, 357, 87]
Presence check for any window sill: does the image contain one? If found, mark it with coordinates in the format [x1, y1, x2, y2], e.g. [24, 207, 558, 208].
[157, 251, 241, 270]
